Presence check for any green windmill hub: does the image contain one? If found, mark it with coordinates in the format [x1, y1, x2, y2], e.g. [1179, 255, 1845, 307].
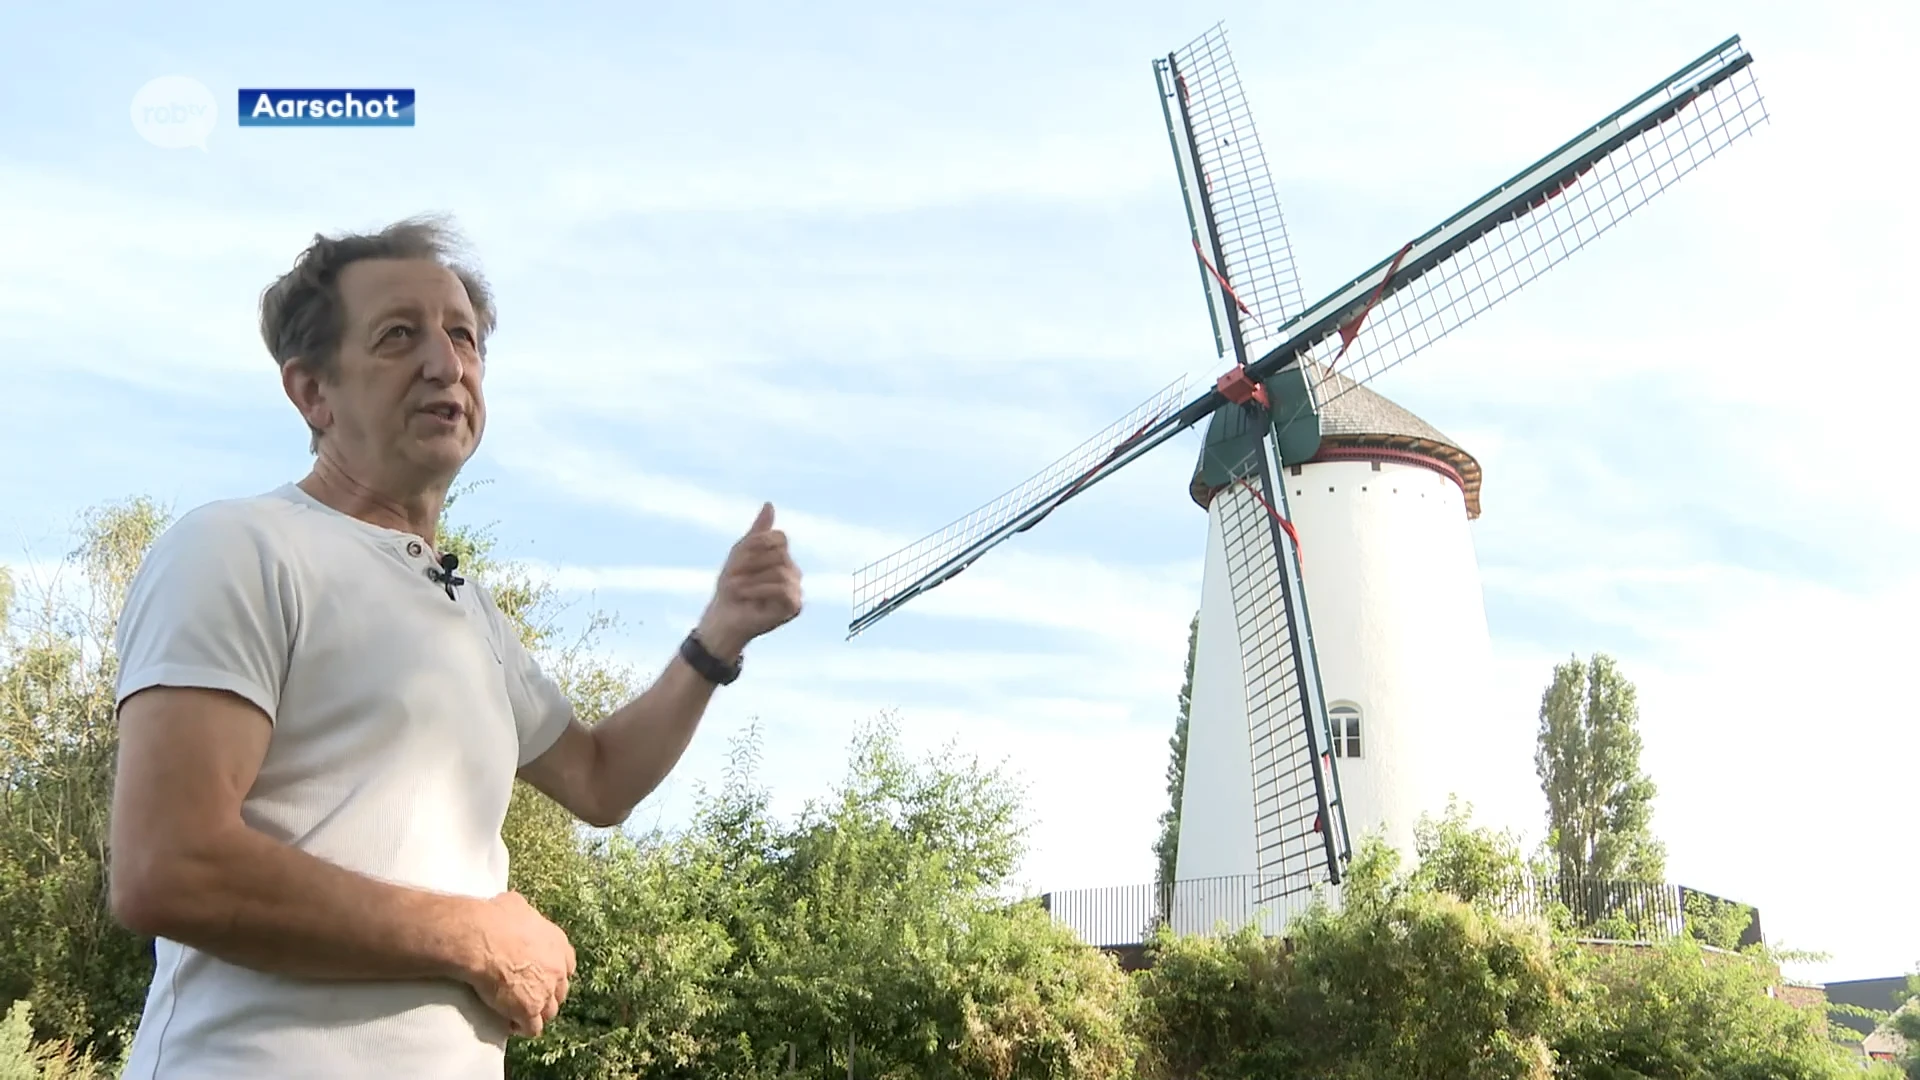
[1189, 364, 1322, 503]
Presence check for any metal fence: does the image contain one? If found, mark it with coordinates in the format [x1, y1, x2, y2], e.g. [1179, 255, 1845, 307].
[1038, 875, 1325, 948]
[1480, 875, 1683, 936]
[1038, 873, 1761, 950]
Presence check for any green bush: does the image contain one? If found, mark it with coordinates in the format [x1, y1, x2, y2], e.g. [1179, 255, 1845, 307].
[0, 1000, 123, 1080]
[506, 720, 1139, 1080]
[1130, 812, 1870, 1080]
[1132, 839, 1560, 1080]
[1549, 936, 1857, 1079]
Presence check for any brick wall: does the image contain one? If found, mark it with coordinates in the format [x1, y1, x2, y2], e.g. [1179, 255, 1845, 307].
[1774, 982, 1829, 1032]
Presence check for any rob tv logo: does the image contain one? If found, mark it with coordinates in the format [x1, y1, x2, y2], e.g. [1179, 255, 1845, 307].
[238, 88, 416, 127]
[131, 76, 218, 150]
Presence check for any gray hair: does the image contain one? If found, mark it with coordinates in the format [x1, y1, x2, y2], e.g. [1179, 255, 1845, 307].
[258, 214, 496, 449]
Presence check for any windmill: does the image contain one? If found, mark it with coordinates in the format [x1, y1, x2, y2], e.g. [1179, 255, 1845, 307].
[846, 27, 1766, 920]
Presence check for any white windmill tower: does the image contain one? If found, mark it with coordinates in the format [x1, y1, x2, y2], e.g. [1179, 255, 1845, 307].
[846, 26, 1766, 938]
[1177, 362, 1495, 928]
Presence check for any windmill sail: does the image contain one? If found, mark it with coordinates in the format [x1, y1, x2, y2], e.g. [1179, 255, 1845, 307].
[1207, 436, 1350, 896]
[848, 377, 1189, 635]
[1156, 22, 1309, 364]
[846, 35, 1764, 640]
[1163, 21, 1350, 896]
[1254, 36, 1765, 423]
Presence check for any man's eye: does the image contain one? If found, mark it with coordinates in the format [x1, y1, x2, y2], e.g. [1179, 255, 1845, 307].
[382, 325, 415, 342]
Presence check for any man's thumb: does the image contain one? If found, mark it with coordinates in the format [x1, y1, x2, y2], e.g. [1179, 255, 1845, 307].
[748, 502, 775, 534]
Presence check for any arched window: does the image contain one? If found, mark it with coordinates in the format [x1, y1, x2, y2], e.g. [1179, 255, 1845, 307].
[1328, 703, 1362, 758]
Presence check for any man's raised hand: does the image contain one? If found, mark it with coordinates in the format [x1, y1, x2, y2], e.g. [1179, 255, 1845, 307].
[698, 502, 803, 658]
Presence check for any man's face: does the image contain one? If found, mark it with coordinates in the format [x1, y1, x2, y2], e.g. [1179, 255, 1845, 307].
[294, 258, 487, 487]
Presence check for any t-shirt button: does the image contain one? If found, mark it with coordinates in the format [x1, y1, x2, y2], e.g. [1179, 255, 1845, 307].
[406, 541, 424, 557]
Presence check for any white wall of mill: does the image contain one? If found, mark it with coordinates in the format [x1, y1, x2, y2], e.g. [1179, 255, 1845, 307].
[1175, 506, 1262, 884]
[1175, 454, 1497, 915]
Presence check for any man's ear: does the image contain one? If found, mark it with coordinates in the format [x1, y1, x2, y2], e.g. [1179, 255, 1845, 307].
[281, 359, 333, 437]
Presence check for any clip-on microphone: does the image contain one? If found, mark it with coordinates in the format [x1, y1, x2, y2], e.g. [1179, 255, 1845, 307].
[427, 552, 465, 601]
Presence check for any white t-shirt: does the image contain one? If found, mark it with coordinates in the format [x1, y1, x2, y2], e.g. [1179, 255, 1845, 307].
[112, 483, 574, 1079]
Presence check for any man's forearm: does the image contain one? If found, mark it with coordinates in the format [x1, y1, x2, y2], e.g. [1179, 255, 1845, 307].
[585, 624, 740, 823]
[126, 822, 484, 984]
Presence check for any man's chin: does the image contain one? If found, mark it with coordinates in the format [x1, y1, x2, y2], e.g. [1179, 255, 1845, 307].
[412, 438, 479, 480]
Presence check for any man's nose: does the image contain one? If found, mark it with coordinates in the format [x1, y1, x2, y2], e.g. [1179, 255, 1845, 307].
[420, 330, 465, 385]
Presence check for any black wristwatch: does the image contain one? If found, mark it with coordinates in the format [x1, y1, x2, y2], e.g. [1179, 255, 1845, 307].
[679, 631, 742, 686]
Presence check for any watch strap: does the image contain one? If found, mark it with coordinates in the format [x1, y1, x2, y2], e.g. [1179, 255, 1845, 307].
[680, 631, 742, 686]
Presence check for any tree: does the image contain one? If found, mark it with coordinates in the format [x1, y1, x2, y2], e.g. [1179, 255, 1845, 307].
[0, 497, 171, 1066]
[1534, 653, 1665, 888]
[1871, 968, 1920, 1079]
[1151, 613, 1198, 904]
[1894, 1001, 1920, 1080]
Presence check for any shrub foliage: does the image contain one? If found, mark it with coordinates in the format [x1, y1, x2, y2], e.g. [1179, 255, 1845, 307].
[0, 497, 1878, 1078]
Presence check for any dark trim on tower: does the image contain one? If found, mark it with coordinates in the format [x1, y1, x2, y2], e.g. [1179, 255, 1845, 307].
[1309, 438, 1481, 520]
[1308, 445, 1464, 488]
[1195, 437, 1481, 519]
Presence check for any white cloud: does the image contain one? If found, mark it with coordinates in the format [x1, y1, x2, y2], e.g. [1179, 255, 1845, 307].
[488, 437, 898, 568]
[0, 166, 309, 381]
[486, 339, 1205, 477]
[525, 130, 1158, 223]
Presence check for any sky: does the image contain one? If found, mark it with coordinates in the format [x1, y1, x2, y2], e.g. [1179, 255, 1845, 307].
[1, 0, 1914, 983]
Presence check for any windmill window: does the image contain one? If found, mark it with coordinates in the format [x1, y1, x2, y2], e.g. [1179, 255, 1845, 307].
[1328, 704, 1362, 758]
[1372, 461, 1382, 472]
[1290, 465, 1302, 476]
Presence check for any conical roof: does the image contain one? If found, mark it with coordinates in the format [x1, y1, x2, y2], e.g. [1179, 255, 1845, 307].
[1311, 364, 1482, 518]
[1186, 363, 1483, 519]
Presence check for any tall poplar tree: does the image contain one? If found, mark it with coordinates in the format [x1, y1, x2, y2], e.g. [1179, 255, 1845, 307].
[1534, 652, 1666, 885]
[1153, 613, 1201, 896]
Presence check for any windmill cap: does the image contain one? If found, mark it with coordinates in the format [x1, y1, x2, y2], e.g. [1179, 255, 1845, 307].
[1189, 362, 1482, 518]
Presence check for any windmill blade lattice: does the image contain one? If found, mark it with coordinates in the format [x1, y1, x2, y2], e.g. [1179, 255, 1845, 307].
[1258, 37, 1766, 422]
[1159, 22, 1309, 355]
[849, 376, 1189, 635]
[1209, 444, 1348, 899]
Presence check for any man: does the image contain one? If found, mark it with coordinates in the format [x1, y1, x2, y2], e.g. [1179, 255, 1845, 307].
[106, 216, 802, 1078]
